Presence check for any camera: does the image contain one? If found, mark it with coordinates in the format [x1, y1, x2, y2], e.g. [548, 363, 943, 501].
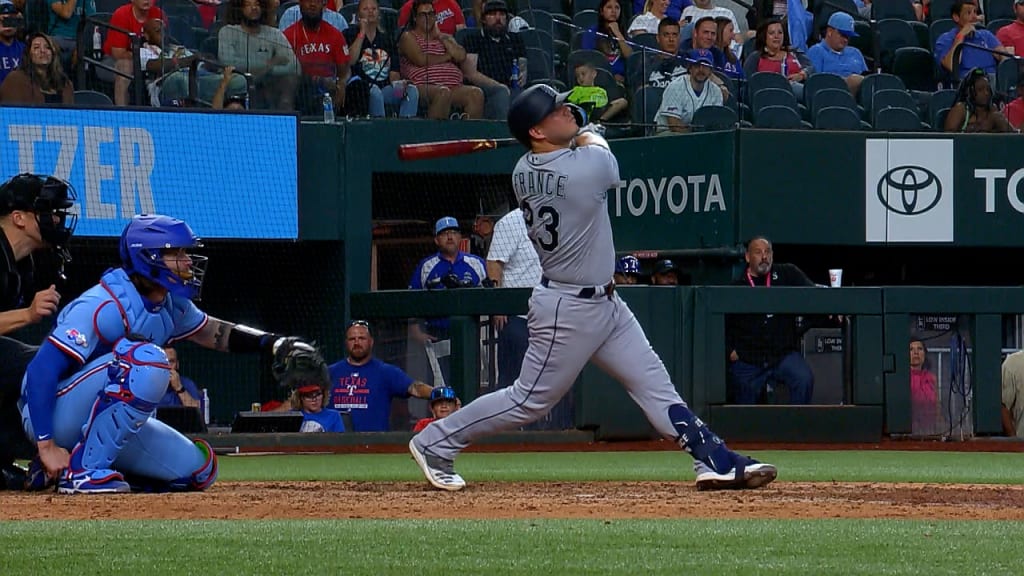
[426, 273, 477, 290]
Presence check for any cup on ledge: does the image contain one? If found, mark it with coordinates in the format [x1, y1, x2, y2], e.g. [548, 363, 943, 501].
[828, 269, 843, 288]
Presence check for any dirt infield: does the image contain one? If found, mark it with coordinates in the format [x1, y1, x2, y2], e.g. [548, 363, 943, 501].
[4, 480, 1024, 521]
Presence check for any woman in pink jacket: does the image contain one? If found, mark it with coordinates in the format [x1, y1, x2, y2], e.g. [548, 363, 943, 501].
[910, 338, 941, 434]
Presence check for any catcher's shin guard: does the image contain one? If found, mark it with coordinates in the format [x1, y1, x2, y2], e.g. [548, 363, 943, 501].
[125, 439, 219, 492]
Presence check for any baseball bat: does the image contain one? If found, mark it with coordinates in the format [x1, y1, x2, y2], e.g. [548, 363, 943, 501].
[397, 138, 519, 161]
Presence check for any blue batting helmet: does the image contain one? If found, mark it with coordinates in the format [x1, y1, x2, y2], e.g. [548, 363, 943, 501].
[429, 386, 458, 404]
[616, 255, 640, 275]
[119, 214, 207, 301]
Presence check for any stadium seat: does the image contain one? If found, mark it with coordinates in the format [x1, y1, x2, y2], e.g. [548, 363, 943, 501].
[893, 47, 937, 92]
[997, 57, 1022, 96]
[929, 19, 957, 50]
[929, 89, 957, 126]
[632, 85, 663, 136]
[910, 20, 930, 49]
[551, 13, 574, 44]
[810, 88, 860, 119]
[871, 88, 919, 124]
[73, 90, 114, 106]
[815, 106, 864, 130]
[632, 33, 659, 50]
[520, 27, 555, 54]
[625, 52, 650, 89]
[804, 72, 848, 110]
[691, 105, 738, 130]
[850, 21, 875, 68]
[95, 0, 121, 13]
[874, 106, 928, 131]
[574, 0, 601, 13]
[986, 18, 1015, 34]
[747, 71, 794, 100]
[573, 9, 598, 32]
[519, 9, 555, 37]
[754, 105, 809, 129]
[872, 0, 917, 21]
[859, 73, 906, 118]
[985, 0, 1015, 22]
[455, 27, 477, 45]
[929, 0, 958, 23]
[934, 106, 952, 131]
[752, 87, 800, 119]
[526, 47, 554, 81]
[877, 18, 917, 72]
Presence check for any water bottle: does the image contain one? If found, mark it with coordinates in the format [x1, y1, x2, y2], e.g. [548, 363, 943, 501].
[781, 56, 788, 78]
[322, 89, 335, 123]
[510, 58, 520, 92]
[92, 27, 102, 62]
[202, 388, 210, 425]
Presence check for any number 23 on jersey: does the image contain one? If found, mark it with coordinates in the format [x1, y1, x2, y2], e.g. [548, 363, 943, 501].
[521, 199, 560, 252]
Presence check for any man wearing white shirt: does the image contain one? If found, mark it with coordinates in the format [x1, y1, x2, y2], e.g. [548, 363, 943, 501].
[486, 208, 541, 390]
[656, 49, 723, 133]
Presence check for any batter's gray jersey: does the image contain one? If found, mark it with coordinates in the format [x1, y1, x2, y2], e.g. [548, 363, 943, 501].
[511, 144, 619, 286]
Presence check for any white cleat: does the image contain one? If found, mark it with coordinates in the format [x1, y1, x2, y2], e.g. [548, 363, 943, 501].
[694, 460, 778, 491]
[408, 439, 466, 492]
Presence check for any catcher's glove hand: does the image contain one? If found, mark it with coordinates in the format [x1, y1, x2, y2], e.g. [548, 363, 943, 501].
[271, 337, 330, 390]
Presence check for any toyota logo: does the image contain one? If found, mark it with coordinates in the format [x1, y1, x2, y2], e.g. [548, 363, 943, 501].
[877, 166, 942, 215]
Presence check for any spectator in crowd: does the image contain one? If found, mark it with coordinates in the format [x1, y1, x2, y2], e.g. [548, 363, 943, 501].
[614, 254, 641, 284]
[681, 0, 741, 42]
[995, 0, 1024, 57]
[344, 0, 418, 117]
[633, 0, 690, 21]
[744, 17, 808, 100]
[157, 346, 203, 412]
[139, 19, 247, 106]
[715, 16, 743, 79]
[688, 16, 732, 98]
[292, 382, 345, 432]
[909, 337, 940, 434]
[629, 0, 671, 36]
[0, 1, 26, 88]
[459, 0, 524, 121]
[471, 213, 496, 256]
[937, 0, 1005, 81]
[328, 320, 433, 432]
[412, 386, 460, 432]
[397, 0, 465, 34]
[650, 259, 683, 285]
[409, 216, 486, 387]
[283, 0, 352, 115]
[399, 0, 482, 119]
[219, 0, 298, 111]
[0, 33, 72, 104]
[103, 0, 166, 105]
[48, 0, 95, 75]
[486, 208, 541, 391]
[655, 49, 723, 133]
[806, 12, 866, 95]
[644, 18, 686, 88]
[567, 62, 628, 123]
[212, 65, 248, 109]
[944, 67, 1016, 132]
[725, 236, 815, 405]
[279, 0, 348, 32]
[582, 0, 632, 85]
[1004, 76, 1024, 129]
[1001, 349, 1024, 437]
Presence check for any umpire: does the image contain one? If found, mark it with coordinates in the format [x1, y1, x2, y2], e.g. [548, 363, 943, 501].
[0, 173, 76, 489]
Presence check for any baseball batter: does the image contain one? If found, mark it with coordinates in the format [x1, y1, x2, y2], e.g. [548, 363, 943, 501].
[410, 84, 777, 492]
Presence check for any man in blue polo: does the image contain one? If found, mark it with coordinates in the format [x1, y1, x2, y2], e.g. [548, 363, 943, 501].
[409, 216, 486, 387]
[807, 12, 868, 95]
[936, 0, 1006, 81]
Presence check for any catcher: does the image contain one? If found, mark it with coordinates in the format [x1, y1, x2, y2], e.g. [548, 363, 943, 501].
[19, 214, 329, 494]
[412, 386, 461, 433]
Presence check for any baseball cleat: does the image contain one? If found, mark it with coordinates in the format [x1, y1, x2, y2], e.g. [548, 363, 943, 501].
[408, 439, 465, 492]
[1, 462, 28, 490]
[694, 457, 777, 491]
[58, 470, 131, 494]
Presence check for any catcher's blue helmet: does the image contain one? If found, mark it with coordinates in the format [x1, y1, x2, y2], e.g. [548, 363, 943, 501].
[429, 386, 458, 403]
[616, 255, 640, 275]
[119, 214, 207, 300]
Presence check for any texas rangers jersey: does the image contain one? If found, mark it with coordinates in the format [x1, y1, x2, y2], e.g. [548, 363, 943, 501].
[511, 144, 619, 286]
[48, 268, 208, 366]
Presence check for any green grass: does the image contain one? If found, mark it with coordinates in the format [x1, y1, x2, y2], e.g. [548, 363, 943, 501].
[3, 519, 1023, 576]
[217, 450, 1024, 484]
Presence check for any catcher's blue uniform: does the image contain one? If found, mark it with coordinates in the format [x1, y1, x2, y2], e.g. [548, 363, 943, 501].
[19, 216, 218, 494]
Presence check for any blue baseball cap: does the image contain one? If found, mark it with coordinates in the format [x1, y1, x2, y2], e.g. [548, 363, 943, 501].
[685, 49, 714, 67]
[435, 216, 460, 235]
[827, 12, 858, 37]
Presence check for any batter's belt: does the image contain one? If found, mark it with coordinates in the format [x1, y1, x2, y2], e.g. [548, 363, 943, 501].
[540, 276, 615, 299]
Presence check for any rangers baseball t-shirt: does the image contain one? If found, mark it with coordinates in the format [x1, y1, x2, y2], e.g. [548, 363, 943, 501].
[328, 357, 413, 431]
[283, 20, 350, 78]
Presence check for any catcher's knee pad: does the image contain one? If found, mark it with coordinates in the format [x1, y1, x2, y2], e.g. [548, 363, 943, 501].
[72, 394, 151, 474]
[108, 339, 172, 404]
[172, 438, 218, 491]
[668, 404, 733, 473]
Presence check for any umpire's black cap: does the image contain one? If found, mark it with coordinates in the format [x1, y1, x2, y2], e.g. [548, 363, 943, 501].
[508, 84, 571, 147]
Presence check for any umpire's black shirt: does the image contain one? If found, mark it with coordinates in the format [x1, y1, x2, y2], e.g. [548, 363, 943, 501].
[725, 263, 814, 367]
[0, 229, 34, 313]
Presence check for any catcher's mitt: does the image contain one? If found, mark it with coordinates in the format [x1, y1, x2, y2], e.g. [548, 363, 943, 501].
[271, 337, 330, 391]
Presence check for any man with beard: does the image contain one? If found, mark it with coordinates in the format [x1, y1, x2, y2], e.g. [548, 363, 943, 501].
[459, 0, 525, 120]
[0, 173, 75, 490]
[944, 67, 1016, 132]
[655, 50, 722, 133]
[219, 0, 298, 110]
[282, 0, 351, 115]
[724, 236, 816, 405]
[328, 320, 433, 432]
